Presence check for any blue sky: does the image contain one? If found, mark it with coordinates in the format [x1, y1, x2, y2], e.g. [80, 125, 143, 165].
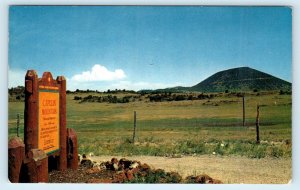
[9, 6, 292, 91]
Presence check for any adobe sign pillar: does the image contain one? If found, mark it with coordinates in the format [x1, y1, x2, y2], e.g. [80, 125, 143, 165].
[24, 70, 39, 153]
[26, 149, 48, 182]
[67, 128, 78, 170]
[57, 76, 67, 171]
[8, 137, 25, 183]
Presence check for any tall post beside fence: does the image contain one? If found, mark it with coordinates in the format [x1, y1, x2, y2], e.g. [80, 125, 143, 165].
[256, 105, 260, 144]
[133, 111, 137, 143]
[17, 113, 20, 137]
[242, 95, 245, 127]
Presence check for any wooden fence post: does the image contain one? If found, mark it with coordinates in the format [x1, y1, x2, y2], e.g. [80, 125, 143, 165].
[256, 105, 260, 144]
[17, 113, 20, 137]
[242, 96, 245, 126]
[132, 111, 137, 143]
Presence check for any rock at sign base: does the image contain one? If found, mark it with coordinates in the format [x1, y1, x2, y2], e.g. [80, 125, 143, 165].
[169, 172, 182, 182]
[86, 178, 113, 183]
[140, 163, 151, 171]
[112, 171, 127, 183]
[129, 162, 139, 169]
[99, 162, 106, 170]
[194, 174, 223, 184]
[131, 167, 140, 175]
[119, 158, 133, 169]
[111, 158, 118, 164]
[86, 167, 101, 174]
[126, 170, 134, 181]
[81, 159, 94, 168]
[113, 163, 118, 171]
[211, 179, 223, 184]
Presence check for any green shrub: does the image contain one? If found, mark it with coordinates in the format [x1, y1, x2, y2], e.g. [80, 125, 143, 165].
[247, 144, 267, 159]
[270, 146, 284, 158]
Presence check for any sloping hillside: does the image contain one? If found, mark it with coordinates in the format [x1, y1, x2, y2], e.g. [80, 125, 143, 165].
[190, 67, 291, 92]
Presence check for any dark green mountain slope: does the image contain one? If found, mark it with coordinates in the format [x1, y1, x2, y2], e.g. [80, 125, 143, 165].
[190, 67, 291, 92]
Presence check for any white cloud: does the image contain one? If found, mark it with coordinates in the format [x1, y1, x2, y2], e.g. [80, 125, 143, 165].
[67, 79, 183, 92]
[8, 68, 25, 88]
[71, 64, 126, 82]
[67, 64, 183, 91]
[8, 66, 183, 92]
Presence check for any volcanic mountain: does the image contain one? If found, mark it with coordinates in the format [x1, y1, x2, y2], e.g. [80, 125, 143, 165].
[189, 67, 291, 92]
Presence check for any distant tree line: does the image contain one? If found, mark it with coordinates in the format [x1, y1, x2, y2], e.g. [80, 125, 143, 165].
[8, 86, 25, 101]
[8, 86, 292, 103]
[74, 92, 217, 104]
[67, 89, 136, 94]
[74, 95, 141, 103]
[147, 93, 215, 102]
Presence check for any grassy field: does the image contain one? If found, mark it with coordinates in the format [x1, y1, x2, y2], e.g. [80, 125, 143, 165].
[8, 91, 291, 159]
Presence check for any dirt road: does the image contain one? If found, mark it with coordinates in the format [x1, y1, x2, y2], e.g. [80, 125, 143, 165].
[92, 155, 291, 184]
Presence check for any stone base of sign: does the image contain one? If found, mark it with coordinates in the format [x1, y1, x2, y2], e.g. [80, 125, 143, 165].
[8, 137, 25, 183]
[24, 149, 48, 182]
[67, 128, 79, 170]
[8, 135, 79, 183]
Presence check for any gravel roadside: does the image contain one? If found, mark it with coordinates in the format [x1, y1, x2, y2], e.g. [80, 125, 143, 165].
[90, 155, 291, 184]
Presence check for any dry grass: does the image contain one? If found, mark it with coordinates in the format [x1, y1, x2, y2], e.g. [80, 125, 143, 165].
[8, 91, 292, 184]
[8, 92, 291, 158]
